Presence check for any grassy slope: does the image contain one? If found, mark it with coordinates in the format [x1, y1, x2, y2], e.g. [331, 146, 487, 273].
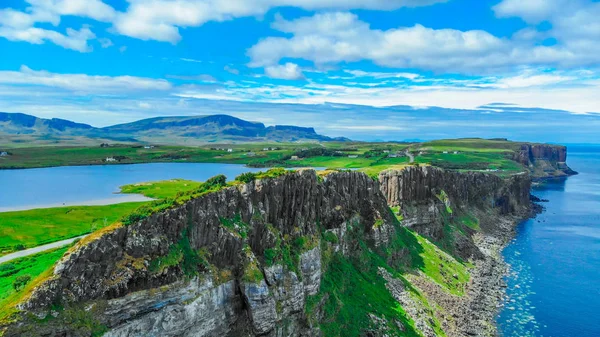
[0, 247, 69, 322]
[0, 203, 144, 254]
[310, 213, 470, 336]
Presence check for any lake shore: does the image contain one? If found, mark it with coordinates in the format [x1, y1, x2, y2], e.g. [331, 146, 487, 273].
[0, 194, 153, 213]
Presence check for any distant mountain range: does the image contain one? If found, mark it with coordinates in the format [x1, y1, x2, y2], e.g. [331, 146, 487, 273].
[0, 112, 347, 146]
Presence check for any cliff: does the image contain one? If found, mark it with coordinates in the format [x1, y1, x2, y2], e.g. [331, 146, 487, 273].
[513, 143, 577, 179]
[2, 168, 533, 337]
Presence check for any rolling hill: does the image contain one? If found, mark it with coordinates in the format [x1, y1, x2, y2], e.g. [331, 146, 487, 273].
[0, 112, 345, 146]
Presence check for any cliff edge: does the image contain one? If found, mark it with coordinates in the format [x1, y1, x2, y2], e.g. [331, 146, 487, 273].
[2, 167, 534, 337]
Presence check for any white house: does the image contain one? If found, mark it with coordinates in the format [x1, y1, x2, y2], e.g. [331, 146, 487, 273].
[227, 148, 233, 153]
[144, 145, 155, 149]
[0, 151, 8, 157]
[105, 157, 117, 162]
[443, 151, 449, 154]
[290, 155, 300, 161]
[348, 155, 358, 158]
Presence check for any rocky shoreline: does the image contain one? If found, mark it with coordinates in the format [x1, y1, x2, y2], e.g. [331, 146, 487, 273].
[454, 205, 543, 337]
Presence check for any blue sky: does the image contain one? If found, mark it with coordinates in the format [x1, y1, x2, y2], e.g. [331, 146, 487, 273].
[1, 0, 600, 142]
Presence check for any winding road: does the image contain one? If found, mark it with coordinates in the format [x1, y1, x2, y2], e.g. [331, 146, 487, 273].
[0, 235, 86, 265]
[405, 150, 415, 163]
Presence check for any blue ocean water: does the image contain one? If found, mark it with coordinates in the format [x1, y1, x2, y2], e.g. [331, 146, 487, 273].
[498, 145, 600, 337]
[0, 163, 263, 212]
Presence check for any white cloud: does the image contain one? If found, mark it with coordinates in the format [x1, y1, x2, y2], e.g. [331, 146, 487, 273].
[110, 0, 446, 43]
[0, 65, 172, 92]
[0, 25, 95, 52]
[345, 70, 420, 80]
[26, 0, 117, 22]
[264, 63, 304, 80]
[98, 37, 113, 48]
[248, 9, 600, 74]
[0, 0, 113, 51]
[224, 65, 240, 75]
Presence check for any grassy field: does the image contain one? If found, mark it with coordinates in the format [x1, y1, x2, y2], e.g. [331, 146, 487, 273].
[0, 203, 144, 254]
[120, 179, 202, 200]
[0, 246, 69, 322]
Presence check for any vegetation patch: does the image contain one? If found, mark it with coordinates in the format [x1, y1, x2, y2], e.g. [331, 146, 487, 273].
[234, 167, 290, 183]
[220, 214, 250, 239]
[0, 246, 70, 324]
[307, 220, 421, 337]
[148, 230, 209, 278]
[120, 179, 202, 199]
[122, 174, 228, 226]
[0, 203, 143, 254]
[242, 245, 264, 283]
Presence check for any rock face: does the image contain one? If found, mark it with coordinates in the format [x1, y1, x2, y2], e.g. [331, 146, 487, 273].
[3, 167, 536, 337]
[379, 166, 530, 260]
[512, 143, 577, 179]
[7, 170, 394, 337]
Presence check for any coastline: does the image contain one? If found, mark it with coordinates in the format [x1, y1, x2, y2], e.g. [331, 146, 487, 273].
[460, 204, 543, 336]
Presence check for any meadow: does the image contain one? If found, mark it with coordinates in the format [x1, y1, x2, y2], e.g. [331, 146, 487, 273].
[0, 202, 144, 255]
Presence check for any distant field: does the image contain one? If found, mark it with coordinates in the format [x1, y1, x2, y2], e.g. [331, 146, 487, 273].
[0, 203, 144, 254]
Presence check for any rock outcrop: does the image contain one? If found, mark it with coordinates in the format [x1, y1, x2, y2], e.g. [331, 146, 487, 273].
[512, 143, 577, 179]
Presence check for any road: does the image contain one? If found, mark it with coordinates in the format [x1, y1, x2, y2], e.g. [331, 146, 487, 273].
[0, 235, 86, 265]
[405, 150, 415, 163]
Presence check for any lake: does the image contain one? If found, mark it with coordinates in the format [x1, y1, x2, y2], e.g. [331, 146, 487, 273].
[497, 145, 600, 337]
[0, 163, 264, 212]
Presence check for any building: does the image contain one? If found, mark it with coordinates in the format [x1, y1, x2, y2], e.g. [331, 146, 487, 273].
[0, 151, 8, 157]
[144, 145, 155, 149]
[246, 152, 256, 157]
[105, 157, 117, 162]
[388, 153, 398, 158]
[290, 155, 300, 161]
[453, 151, 459, 154]
[443, 151, 449, 154]
[383, 150, 390, 153]
[227, 149, 233, 153]
[100, 143, 110, 148]
[348, 155, 358, 158]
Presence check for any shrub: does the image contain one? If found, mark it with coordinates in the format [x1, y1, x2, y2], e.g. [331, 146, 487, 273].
[13, 274, 31, 291]
[236, 172, 257, 183]
[13, 244, 26, 251]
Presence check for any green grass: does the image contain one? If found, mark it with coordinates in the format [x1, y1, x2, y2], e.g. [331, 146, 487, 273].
[0, 203, 145, 254]
[410, 231, 470, 296]
[0, 246, 69, 322]
[120, 179, 202, 199]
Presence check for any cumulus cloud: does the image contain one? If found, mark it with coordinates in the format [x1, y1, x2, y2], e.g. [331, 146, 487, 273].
[0, 0, 114, 51]
[264, 63, 304, 80]
[248, 8, 600, 74]
[110, 0, 447, 43]
[0, 65, 172, 92]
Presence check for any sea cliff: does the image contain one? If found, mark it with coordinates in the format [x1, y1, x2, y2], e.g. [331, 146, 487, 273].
[2, 167, 536, 337]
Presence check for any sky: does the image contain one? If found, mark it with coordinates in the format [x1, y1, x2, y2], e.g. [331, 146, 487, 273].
[1, 0, 600, 143]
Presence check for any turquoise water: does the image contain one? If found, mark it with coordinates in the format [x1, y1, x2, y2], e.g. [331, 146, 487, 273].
[0, 163, 263, 212]
[498, 145, 600, 337]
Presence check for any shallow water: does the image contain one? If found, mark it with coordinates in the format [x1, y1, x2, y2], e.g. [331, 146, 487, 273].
[497, 145, 600, 337]
[0, 163, 263, 212]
